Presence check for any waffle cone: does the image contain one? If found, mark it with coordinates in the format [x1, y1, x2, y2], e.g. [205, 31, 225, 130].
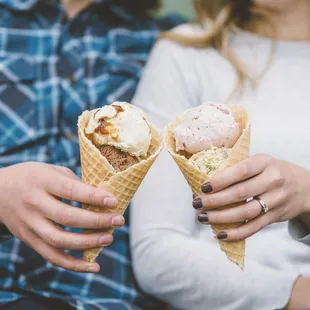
[164, 105, 251, 269]
[78, 110, 163, 263]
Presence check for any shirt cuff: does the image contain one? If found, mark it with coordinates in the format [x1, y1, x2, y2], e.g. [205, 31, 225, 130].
[0, 225, 12, 242]
[288, 217, 310, 245]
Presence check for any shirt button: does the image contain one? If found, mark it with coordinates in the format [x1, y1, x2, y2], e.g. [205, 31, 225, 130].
[69, 74, 76, 84]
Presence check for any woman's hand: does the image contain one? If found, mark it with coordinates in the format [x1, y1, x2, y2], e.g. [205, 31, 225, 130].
[192, 154, 310, 241]
[0, 162, 124, 273]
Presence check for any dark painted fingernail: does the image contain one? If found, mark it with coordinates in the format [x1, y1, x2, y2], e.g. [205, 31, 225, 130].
[202, 182, 213, 194]
[217, 231, 228, 240]
[192, 193, 196, 199]
[198, 212, 209, 223]
[192, 198, 202, 209]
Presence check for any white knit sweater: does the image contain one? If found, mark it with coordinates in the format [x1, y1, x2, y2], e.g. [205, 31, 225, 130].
[130, 24, 310, 310]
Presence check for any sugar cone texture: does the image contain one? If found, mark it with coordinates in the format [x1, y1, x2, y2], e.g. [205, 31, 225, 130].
[164, 105, 251, 269]
[78, 111, 163, 263]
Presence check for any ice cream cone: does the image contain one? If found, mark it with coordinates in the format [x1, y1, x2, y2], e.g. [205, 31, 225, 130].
[78, 110, 163, 263]
[164, 105, 250, 269]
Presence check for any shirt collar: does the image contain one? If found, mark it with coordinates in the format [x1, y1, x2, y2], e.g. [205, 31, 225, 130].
[0, 0, 41, 10]
[0, 0, 111, 11]
[0, 0, 136, 22]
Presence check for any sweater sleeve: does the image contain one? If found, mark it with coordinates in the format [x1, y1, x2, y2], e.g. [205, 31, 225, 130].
[130, 31, 298, 310]
[288, 217, 310, 245]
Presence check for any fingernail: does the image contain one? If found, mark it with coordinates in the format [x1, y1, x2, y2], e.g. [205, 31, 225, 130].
[202, 182, 213, 194]
[192, 198, 202, 209]
[192, 193, 195, 199]
[104, 197, 118, 208]
[217, 231, 228, 240]
[87, 264, 99, 273]
[112, 215, 125, 228]
[198, 212, 209, 223]
[100, 234, 113, 245]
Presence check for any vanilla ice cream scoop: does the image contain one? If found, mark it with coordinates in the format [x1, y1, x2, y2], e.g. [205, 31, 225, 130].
[85, 102, 151, 157]
[173, 103, 240, 154]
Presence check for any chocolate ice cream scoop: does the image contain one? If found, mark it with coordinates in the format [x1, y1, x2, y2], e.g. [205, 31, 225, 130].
[99, 145, 138, 172]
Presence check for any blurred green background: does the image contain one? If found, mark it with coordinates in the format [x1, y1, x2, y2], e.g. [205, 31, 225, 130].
[161, 0, 195, 19]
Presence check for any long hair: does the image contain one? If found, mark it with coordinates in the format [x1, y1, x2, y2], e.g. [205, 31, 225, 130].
[162, 0, 273, 97]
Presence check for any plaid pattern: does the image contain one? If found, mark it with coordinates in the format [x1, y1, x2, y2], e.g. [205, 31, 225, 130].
[0, 1, 184, 309]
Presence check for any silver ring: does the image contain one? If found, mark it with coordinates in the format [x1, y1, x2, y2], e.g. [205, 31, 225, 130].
[254, 197, 269, 215]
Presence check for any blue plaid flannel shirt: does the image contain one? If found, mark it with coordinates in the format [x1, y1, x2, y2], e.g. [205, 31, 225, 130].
[0, 0, 184, 309]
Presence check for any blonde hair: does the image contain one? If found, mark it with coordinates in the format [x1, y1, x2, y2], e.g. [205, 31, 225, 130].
[162, 0, 274, 99]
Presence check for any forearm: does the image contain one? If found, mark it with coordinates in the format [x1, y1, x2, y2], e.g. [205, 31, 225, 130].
[285, 277, 310, 310]
[131, 230, 298, 310]
[131, 151, 298, 310]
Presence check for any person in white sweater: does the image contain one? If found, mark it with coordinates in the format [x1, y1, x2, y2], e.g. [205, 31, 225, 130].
[130, 0, 310, 309]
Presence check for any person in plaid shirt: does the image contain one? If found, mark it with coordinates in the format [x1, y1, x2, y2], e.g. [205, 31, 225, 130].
[0, 0, 184, 309]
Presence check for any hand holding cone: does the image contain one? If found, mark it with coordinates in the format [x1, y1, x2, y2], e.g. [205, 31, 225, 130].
[78, 104, 163, 263]
[164, 104, 251, 269]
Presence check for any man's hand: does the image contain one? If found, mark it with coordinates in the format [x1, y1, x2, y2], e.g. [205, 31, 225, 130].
[0, 162, 123, 273]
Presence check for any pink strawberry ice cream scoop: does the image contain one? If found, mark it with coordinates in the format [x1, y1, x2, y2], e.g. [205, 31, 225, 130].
[173, 103, 240, 154]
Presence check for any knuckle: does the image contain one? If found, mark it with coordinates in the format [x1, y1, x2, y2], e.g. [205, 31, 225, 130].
[23, 189, 39, 207]
[230, 227, 245, 240]
[206, 196, 216, 209]
[214, 212, 228, 224]
[70, 261, 81, 272]
[19, 228, 29, 241]
[25, 166, 41, 184]
[62, 255, 78, 271]
[60, 181, 73, 200]
[60, 166, 74, 176]
[251, 220, 264, 235]
[235, 184, 248, 201]
[47, 235, 62, 248]
[59, 210, 76, 226]
[271, 170, 285, 187]
[84, 237, 94, 249]
[93, 214, 105, 230]
[88, 190, 97, 205]
[14, 226, 26, 241]
[261, 154, 273, 165]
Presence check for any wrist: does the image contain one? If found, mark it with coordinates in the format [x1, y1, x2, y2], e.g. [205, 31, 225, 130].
[300, 169, 310, 214]
[285, 277, 310, 310]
